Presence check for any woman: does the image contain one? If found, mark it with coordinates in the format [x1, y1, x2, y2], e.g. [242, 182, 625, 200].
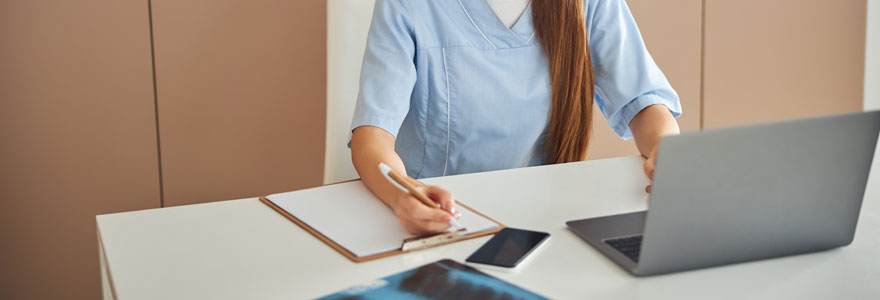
[349, 0, 681, 234]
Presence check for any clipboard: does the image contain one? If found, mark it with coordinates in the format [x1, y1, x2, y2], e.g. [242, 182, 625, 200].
[260, 196, 504, 263]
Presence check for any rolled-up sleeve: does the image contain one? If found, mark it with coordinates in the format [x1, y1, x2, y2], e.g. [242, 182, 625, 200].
[349, 0, 417, 143]
[586, 0, 682, 139]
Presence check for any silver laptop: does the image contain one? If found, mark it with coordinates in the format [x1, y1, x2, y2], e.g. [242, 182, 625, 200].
[567, 110, 880, 276]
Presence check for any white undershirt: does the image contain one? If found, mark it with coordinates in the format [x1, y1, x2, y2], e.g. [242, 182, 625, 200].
[487, 0, 530, 28]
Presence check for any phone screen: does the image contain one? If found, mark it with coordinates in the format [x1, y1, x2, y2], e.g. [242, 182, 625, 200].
[466, 228, 550, 268]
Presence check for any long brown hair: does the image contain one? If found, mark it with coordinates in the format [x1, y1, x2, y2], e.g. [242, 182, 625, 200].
[532, 0, 594, 164]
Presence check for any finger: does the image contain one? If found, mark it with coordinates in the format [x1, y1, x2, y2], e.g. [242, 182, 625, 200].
[420, 219, 453, 233]
[645, 184, 652, 194]
[409, 202, 453, 224]
[399, 189, 455, 225]
[424, 185, 456, 215]
[402, 220, 448, 235]
[404, 213, 452, 234]
[397, 198, 451, 235]
[644, 159, 656, 181]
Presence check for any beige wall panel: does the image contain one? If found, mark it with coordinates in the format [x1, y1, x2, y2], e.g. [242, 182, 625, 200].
[704, 0, 866, 129]
[0, 1, 160, 299]
[153, 0, 326, 206]
[587, 0, 703, 160]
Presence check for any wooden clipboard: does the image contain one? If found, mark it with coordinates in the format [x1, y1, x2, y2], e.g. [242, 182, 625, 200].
[260, 196, 505, 262]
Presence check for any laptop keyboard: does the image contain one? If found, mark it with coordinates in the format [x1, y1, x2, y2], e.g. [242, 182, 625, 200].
[603, 235, 643, 263]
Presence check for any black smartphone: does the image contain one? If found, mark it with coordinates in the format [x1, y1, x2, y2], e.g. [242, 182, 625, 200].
[465, 228, 550, 268]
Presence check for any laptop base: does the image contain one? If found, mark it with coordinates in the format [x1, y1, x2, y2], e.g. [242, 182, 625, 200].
[566, 211, 646, 276]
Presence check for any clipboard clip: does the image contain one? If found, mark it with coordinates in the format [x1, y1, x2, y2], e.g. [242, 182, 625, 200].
[401, 228, 467, 252]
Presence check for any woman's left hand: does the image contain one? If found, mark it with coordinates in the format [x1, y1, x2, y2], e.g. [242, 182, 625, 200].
[629, 104, 680, 195]
[643, 146, 658, 194]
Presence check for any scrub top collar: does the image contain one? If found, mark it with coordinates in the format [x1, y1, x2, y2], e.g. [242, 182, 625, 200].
[457, 0, 536, 49]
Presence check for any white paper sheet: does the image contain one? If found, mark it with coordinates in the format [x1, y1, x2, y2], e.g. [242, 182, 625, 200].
[266, 181, 499, 258]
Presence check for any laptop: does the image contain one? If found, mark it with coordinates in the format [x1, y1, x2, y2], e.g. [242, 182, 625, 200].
[567, 110, 880, 276]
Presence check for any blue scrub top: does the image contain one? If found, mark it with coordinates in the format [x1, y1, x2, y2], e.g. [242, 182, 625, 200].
[351, 0, 682, 179]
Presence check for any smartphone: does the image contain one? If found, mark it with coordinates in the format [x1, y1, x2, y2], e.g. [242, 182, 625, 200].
[465, 228, 550, 268]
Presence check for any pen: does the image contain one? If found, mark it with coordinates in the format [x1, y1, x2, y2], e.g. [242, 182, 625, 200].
[378, 162, 463, 230]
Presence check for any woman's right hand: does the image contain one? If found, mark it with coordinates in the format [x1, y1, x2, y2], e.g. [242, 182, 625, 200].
[350, 126, 462, 235]
[392, 184, 461, 235]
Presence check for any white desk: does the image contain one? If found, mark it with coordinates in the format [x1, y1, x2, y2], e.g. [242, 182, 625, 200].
[97, 156, 880, 299]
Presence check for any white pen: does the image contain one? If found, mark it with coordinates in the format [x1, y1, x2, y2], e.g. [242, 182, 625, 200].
[378, 162, 463, 230]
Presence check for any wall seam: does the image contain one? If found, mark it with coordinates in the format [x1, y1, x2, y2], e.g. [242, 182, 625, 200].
[148, 0, 165, 207]
[699, 0, 707, 130]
